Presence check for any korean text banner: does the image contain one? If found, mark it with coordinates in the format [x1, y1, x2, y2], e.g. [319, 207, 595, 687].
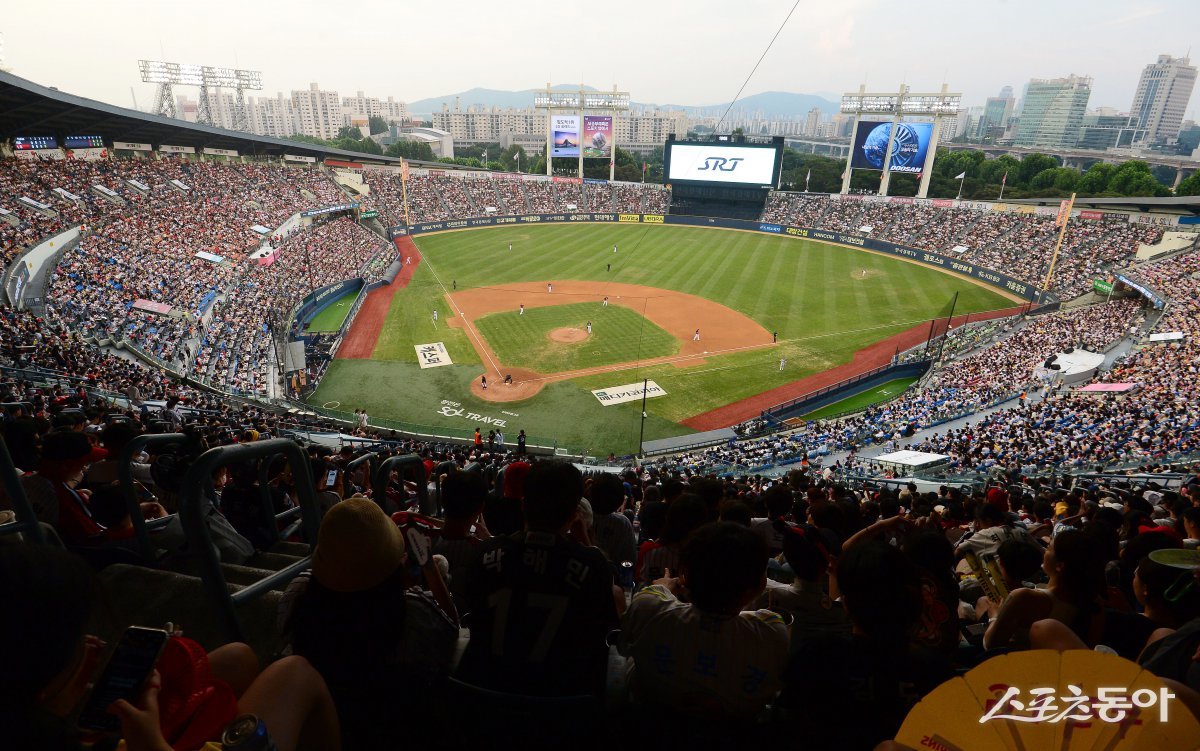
[666, 144, 778, 187]
[583, 116, 613, 158]
[552, 116, 581, 157]
[851, 121, 933, 174]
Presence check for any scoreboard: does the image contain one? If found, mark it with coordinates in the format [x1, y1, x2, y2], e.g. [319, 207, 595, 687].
[64, 135, 106, 149]
[13, 136, 59, 150]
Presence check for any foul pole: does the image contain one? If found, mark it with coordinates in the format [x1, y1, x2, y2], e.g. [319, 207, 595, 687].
[1042, 193, 1077, 291]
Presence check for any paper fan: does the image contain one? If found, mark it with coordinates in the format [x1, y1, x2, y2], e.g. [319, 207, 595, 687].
[894, 650, 1200, 751]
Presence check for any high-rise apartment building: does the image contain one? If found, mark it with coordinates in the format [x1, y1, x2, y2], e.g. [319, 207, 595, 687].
[976, 86, 1016, 139]
[247, 93, 296, 138]
[1129, 54, 1197, 144]
[341, 91, 410, 124]
[290, 83, 342, 140]
[1014, 75, 1091, 148]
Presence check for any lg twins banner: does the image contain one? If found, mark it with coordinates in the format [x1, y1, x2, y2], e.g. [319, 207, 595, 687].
[583, 116, 613, 158]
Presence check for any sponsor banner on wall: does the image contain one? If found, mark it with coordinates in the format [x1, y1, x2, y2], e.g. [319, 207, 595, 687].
[591, 380, 667, 406]
[284, 153, 317, 163]
[114, 141, 153, 151]
[582, 115, 613, 158]
[551, 115, 580, 157]
[415, 342, 453, 369]
[203, 147, 239, 157]
[159, 144, 196, 154]
[66, 148, 109, 161]
[1079, 210, 1105, 220]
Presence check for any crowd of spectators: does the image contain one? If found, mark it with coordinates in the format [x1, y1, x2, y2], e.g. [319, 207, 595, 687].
[362, 170, 672, 223]
[195, 218, 390, 395]
[761, 193, 1165, 298]
[7, 389, 1200, 750]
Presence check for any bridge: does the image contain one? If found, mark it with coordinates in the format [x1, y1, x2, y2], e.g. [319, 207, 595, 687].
[939, 142, 1199, 188]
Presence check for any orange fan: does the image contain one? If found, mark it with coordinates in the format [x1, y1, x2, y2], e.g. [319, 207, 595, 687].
[893, 650, 1200, 751]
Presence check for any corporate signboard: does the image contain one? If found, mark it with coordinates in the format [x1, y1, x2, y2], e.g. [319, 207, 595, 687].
[665, 143, 780, 188]
[591, 380, 667, 406]
[551, 116, 581, 157]
[582, 116, 613, 158]
[851, 121, 933, 174]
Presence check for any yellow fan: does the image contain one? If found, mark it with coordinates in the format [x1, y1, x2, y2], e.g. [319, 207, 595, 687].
[893, 650, 1200, 751]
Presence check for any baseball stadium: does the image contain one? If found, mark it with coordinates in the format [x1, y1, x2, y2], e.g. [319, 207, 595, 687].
[3, 26, 1200, 751]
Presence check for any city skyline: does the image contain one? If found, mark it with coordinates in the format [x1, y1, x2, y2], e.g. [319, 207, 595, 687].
[1, 0, 1197, 119]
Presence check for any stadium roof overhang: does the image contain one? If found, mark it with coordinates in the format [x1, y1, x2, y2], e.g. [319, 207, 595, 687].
[0, 70, 461, 170]
[1008, 195, 1200, 216]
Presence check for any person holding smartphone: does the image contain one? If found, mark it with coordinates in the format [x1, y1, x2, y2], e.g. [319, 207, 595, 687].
[0, 544, 342, 751]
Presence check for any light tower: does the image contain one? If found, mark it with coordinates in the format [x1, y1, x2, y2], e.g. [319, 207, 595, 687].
[840, 83, 961, 198]
[534, 84, 630, 180]
[139, 60, 263, 130]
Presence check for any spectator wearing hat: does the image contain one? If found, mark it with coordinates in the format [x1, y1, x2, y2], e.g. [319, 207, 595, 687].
[281, 497, 458, 746]
[754, 522, 849, 649]
[458, 461, 619, 698]
[484, 461, 529, 535]
[25, 431, 164, 547]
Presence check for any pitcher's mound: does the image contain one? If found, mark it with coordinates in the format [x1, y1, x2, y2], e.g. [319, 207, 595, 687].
[549, 327, 589, 343]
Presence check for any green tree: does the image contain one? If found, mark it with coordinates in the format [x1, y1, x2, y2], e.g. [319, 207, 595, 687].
[498, 144, 527, 172]
[368, 116, 389, 135]
[385, 140, 435, 161]
[1105, 161, 1168, 197]
[1017, 153, 1060, 186]
[1176, 171, 1200, 196]
[1078, 163, 1116, 194]
[336, 126, 363, 141]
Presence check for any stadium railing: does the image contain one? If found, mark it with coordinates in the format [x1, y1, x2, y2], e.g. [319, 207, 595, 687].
[0, 435, 47, 544]
[177, 438, 322, 643]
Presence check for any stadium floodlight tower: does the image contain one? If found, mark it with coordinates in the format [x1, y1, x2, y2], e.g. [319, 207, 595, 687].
[840, 83, 960, 198]
[139, 60, 263, 131]
[534, 84, 630, 180]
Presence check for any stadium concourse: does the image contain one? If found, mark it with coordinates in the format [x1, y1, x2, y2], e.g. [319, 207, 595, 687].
[6, 146, 1200, 749]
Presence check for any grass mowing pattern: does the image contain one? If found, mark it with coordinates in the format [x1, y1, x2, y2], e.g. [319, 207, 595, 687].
[801, 377, 919, 420]
[305, 289, 359, 332]
[314, 224, 1015, 454]
[474, 302, 678, 373]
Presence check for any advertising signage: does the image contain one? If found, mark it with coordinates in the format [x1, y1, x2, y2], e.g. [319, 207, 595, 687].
[582, 116, 613, 158]
[851, 121, 933, 174]
[551, 116, 580, 157]
[664, 143, 781, 188]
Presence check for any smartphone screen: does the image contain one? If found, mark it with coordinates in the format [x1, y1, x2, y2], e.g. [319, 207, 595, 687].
[325, 469, 339, 486]
[78, 626, 169, 731]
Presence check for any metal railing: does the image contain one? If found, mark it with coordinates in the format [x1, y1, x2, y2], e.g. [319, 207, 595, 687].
[177, 438, 322, 643]
[116, 433, 188, 561]
[0, 435, 46, 544]
[371, 454, 432, 516]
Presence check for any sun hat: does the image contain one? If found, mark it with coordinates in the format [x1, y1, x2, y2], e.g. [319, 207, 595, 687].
[312, 498, 405, 593]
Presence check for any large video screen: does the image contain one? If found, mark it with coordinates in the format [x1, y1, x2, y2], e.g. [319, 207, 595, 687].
[850, 121, 933, 174]
[665, 143, 781, 188]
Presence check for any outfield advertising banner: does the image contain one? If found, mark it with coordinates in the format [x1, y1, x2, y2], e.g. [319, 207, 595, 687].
[592, 380, 667, 406]
[851, 121, 933, 174]
[583, 116, 613, 158]
[551, 116, 581, 157]
[666, 144, 779, 187]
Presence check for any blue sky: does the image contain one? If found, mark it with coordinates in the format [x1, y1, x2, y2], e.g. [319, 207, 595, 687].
[2, 0, 1195, 115]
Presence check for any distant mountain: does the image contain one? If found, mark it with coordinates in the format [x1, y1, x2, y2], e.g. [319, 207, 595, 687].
[656, 91, 840, 119]
[407, 87, 838, 119]
[408, 85, 596, 116]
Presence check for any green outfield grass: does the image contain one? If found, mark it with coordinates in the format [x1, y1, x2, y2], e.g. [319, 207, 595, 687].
[474, 302, 678, 373]
[305, 289, 359, 332]
[801, 377, 920, 420]
[310, 223, 1015, 455]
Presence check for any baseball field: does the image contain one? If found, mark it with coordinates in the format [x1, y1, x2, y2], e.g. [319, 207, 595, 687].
[309, 223, 1017, 455]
